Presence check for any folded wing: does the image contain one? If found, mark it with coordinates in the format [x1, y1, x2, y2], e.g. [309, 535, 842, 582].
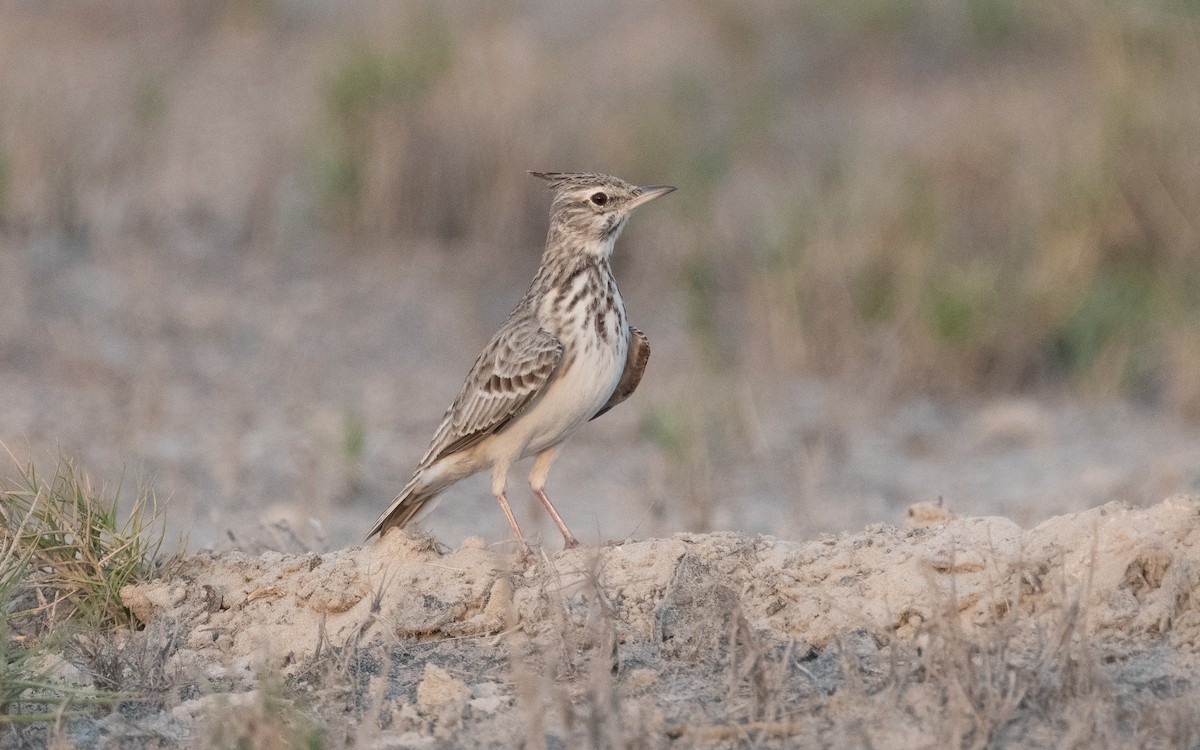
[419, 325, 565, 468]
[591, 326, 650, 421]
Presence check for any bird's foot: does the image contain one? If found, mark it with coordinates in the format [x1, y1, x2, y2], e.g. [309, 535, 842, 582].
[515, 542, 538, 566]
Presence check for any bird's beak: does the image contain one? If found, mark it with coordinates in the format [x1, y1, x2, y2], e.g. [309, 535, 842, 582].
[628, 184, 676, 210]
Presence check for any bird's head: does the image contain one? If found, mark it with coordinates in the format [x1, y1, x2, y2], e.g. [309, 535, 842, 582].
[529, 171, 675, 258]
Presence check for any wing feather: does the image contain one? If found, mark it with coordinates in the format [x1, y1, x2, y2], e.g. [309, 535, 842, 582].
[418, 325, 564, 467]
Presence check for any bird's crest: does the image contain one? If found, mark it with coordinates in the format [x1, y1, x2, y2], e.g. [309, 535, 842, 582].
[528, 171, 625, 191]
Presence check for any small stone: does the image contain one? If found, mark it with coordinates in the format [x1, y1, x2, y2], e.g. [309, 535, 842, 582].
[417, 663, 471, 714]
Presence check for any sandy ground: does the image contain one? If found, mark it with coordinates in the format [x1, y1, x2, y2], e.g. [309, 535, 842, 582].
[7, 494, 1195, 748]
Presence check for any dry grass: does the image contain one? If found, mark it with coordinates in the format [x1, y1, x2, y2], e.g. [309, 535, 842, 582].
[2, 0, 1199, 416]
[0, 452, 170, 730]
[309, 0, 1200, 415]
[0, 450, 169, 631]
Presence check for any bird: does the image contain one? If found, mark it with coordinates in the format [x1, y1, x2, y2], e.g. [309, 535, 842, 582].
[366, 171, 675, 550]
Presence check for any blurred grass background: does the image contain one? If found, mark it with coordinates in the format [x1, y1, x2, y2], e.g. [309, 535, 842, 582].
[4, 0, 1198, 409]
[2, 0, 1199, 544]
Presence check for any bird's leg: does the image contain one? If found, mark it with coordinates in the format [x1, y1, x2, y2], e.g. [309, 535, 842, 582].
[493, 461, 533, 560]
[534, 489, 580, 549]
[494, 492, 528, 547]
[530, 448, 580, 549]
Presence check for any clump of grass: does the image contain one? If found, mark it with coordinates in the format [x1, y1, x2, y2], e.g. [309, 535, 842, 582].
[1, 478, 127, 726]
[0, 452, 174, 730]
[0, 452, 169, 631]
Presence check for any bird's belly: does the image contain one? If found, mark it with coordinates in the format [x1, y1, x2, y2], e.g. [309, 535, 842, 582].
[503, 339, 626, 460]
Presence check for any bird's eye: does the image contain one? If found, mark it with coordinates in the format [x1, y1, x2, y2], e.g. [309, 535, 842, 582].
[590, 192, 608, 206]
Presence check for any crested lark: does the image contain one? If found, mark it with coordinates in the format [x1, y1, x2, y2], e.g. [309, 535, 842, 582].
[367, 172, 675, 549]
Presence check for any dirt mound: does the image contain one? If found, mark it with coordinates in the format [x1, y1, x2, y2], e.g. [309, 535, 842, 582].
[123, 496, 1200, 665]
[107, 496, 1200, 747]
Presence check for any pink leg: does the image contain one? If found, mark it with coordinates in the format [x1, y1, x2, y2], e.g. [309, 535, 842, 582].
[534, 489, 580, 549]
[494, 492, 528, 544]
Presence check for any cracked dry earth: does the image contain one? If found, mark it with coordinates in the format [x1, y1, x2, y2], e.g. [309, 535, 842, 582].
[21, 494, 1196, 748]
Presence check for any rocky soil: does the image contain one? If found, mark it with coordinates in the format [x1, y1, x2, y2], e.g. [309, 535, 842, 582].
[13, 494, 1194, 748]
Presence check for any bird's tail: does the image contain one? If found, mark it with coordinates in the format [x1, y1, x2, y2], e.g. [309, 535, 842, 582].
[365, 473, 444, 540]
